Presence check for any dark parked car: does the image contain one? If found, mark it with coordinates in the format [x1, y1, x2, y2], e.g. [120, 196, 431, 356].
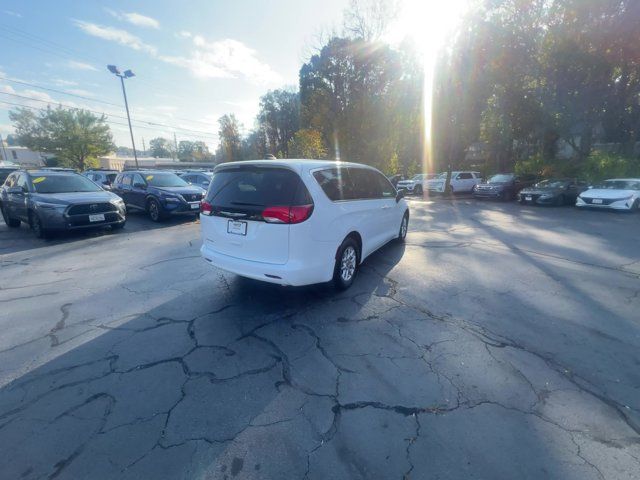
[111, 170, 206, 222]
[0, 163, 19, 186]
[178, 170, 213, 189]
[518, 179, 588, 206]
[0, 169, 126, 238]
[83, 169, 119, 190]
[473, 173, 537, 201]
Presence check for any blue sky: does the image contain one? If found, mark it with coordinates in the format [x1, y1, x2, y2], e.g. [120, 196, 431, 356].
[0, 0, 351, 150]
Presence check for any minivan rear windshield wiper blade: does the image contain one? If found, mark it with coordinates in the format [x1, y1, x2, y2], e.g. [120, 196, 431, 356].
[230, 201, 265, 206]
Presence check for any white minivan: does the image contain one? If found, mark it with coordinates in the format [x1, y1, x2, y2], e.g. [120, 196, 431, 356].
[200, 160, 409, 289]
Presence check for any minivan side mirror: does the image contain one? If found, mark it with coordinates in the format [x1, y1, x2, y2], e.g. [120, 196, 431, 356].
[395, 190, 404, 202]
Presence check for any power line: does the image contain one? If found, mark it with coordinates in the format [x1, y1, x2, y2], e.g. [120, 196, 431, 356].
[0, 23, 228, 119]
[0, 76, 121, 107]
[0, 100, 218, 142]
[0, 75, 220, 129]
[0, 91, 218, 137]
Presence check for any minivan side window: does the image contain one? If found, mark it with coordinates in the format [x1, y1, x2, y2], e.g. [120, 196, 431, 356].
[457, 172, 473, 180]
[121, 174, 132, 186]
[373, 171, 396, 198]
[349, 168, 383, 199]
[313, 168, 354, 201]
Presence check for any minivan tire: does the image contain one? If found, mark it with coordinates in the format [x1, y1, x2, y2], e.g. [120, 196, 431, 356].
[1, 205, 20, 228]
[397, 211, 409, 242]
[333, 237, 360, 290]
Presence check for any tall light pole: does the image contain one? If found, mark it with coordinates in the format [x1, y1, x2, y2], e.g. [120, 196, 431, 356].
[107, 65, 138, 168]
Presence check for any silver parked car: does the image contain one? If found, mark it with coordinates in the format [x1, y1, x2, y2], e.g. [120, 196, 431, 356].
[0, 169, 126, 238]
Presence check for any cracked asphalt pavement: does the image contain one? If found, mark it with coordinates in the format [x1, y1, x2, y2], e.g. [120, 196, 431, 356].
[1, 200, 639, 479]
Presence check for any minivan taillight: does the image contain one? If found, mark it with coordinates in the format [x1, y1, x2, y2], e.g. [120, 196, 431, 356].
[200, 200, 213, 216]
[262, 204, 313, 224]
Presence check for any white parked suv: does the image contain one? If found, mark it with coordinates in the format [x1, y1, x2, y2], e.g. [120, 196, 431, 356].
[425, 171, 482, 194]
[200, 160, 409, 289]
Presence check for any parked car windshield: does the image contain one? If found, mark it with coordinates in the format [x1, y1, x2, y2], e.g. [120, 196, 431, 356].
[144, 173, 188, 187]
[594, 180, 640, 190]
[31, 174, 102, 193]
[487, 174, 514, 183]
[535, 179, 568, 189]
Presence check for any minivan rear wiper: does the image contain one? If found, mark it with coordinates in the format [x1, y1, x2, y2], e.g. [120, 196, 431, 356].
[230, 201, 265, 207]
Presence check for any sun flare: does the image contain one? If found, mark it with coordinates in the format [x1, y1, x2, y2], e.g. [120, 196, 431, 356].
[387, 0, 469, 175]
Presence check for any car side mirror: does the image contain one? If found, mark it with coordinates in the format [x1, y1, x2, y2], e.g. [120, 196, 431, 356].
[7, 186, 24, 195]
[201, 181, 209, 187]
[133, 182, 146, 189]
[395, 190, 404, 202]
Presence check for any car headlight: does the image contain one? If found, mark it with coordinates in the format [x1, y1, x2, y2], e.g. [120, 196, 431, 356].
[36, 202, 66, 211]
[160, 193, 181, 203]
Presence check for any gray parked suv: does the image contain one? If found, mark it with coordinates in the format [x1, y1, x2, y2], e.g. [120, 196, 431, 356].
[0, 169, 126, 238]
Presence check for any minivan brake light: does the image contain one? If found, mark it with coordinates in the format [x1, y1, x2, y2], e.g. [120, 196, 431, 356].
[263, 204, 313, 224]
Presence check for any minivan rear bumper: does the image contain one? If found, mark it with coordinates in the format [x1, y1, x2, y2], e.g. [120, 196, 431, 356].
[200, 243, 334, 286]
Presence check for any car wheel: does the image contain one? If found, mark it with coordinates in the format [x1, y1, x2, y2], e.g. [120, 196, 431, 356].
[1, 204, 20, 228]
[397, 211, 409, 242]
[333, 237, 359, 290]
[499, 191, 508, 202]
[30, 212, 49, 239]
[147, 199, 163, 222]
[414, 185, 423, 196]
[632, 199, 640, 212]
[555, 195, 565, 207]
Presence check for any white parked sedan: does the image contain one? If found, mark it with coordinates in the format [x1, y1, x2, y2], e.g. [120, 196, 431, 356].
[200, 160, 409, 289]
[576, 179, 640, 211]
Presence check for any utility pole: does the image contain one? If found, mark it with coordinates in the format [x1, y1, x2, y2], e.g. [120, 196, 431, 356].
[0, 134, 8, 163]
[142, 137, 146, 156]
[173, 132, 179, 161]
[107, 65, 139, 168]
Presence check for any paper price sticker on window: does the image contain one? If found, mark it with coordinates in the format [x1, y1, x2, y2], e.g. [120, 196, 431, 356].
[32, 177, 46, 184]
[146, 175, 153, 181]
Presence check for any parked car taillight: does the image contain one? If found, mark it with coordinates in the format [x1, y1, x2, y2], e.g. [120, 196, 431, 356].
[200, 200, 213, 216]
[262, 204, 313, 224]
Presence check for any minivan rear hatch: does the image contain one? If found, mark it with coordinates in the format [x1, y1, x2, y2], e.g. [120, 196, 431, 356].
[200, 165, 312, 265]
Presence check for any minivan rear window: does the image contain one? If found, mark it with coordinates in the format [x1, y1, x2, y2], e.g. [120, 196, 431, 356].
[206, 166, 312, 219]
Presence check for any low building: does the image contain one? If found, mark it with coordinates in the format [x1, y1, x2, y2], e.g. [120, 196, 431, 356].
[98, 155, 216, 171]
[0, 145, 51, 167]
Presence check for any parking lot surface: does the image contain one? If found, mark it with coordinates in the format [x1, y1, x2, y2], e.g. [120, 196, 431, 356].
[1, 200, 639, 479]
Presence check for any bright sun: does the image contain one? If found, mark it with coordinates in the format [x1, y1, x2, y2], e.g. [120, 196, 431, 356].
[387, 0, 469, 173]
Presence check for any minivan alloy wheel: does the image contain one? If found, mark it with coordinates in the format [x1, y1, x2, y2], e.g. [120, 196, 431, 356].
[340, 246, 357, 282]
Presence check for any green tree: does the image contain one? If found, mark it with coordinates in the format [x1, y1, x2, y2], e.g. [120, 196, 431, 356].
[9, 107, 114, 170]
[287, 129, 327, 159]
[149, 137, 174, 158]
[217, 114, 243, 162]
[257, 89, 299, 157]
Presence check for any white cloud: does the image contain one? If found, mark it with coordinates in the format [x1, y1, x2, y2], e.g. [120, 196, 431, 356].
[73, 20, 157, 55]
[106, 9, 160, 29]
[123, 12, 160, 29]
[65, 89, 94, 97]
[67, 60, 98, 71]
[160, 37, 281, 85]
[4, 10, 22, 18]
[176, 31, 192, 39]
[52, 78, 79, 87]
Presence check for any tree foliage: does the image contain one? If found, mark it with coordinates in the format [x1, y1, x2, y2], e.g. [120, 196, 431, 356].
[9, 107, 114, 170]
[149, 137, 175, 158]
[287, 129, 327, 159]
[217, 114, 243, 163]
